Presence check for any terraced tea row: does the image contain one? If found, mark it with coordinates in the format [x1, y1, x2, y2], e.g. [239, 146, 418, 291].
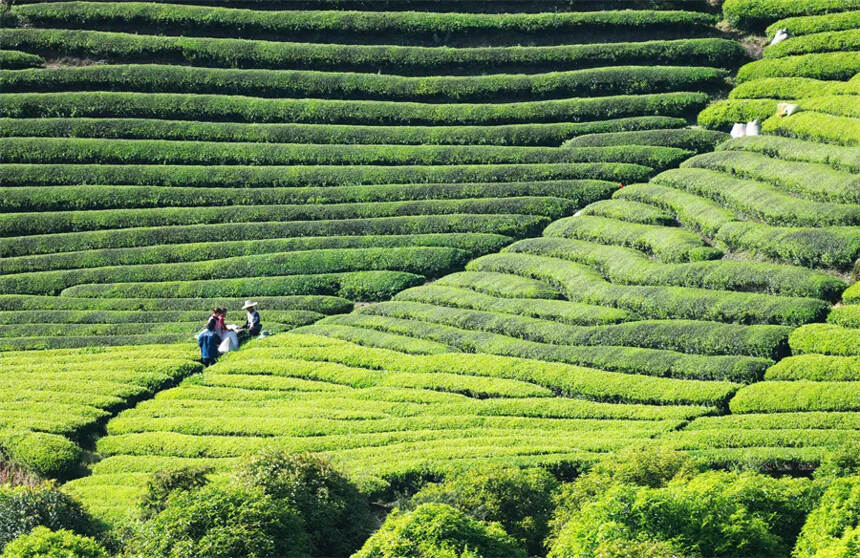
[0, 0, 742, 347]
[62, 332, 724, 523]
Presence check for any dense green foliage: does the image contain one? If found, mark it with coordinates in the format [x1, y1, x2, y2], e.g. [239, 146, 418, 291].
[354, 503, 526, 558]
[0, 527, 108, 558]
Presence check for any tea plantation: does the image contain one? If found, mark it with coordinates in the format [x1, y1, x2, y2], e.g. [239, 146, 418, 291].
[0, 0, 858, 555]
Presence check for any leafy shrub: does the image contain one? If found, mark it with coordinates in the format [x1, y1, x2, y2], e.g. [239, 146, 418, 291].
[549, 445, 696, 539]
[737, 52, 860, 82]
[139, 466, 210, 520]
[764, 111, 860, 147]
[764, 29, 860, 59]
[829, 305, 860, 328]
[729, 381, 860, 413]
[814, 443, 860, 480]
[353, 503, 526, 558]
[126, 483, 309, 558]
[793, 476, 860, 558]
[766, 10, 860, 38]
[0, 431, 81, 479]
[0, 527, 107, 558]
[0, 483, 91, 550]
[614, 182, 734, 238]
[410, 466, 558, 555]
[723, 0, 855, 31]
[550, 470, 813, 558]
[236, 451, 374, 557]
[765, 355, 860, 381]
[0, 50, 43, 70]
[729, 76, 858, 100]
[790, 324, 860, 356]
[698, 99, 777, 130]
[716, 134, 860, 174]
[713, 221, 860, 270]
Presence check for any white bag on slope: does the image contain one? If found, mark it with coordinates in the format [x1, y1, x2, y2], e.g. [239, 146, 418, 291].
[730, 122, 747, 139]
[745, 120, 761, 136]
[770, 29, 791, 46]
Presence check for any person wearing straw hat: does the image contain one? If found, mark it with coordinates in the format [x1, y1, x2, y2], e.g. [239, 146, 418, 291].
[237, 300, 262, 343]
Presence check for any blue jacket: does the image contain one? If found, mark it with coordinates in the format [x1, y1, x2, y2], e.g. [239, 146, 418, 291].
[198, 329, 222, 360]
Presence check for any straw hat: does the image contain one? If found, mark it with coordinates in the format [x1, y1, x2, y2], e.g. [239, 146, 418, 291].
[242, 300, 258, 310]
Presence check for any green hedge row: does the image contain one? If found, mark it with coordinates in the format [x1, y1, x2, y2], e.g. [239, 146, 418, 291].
[563, 128, 728, 152]
[358, 300, 791, 358]
[686, 411, 860, 430]
[737, 52, 860, 82]
[765, 355, 860, 381]
[0, 294, 352, 313]
[577, 199, 675, 225]
[682, 151, 860, 203]
[0, 27, 747, 73]
[0, 162, 652, 188]
[0, 64, 729, 101]
[4, 180, 613, 213]
[697, 99, 778, 130]
[0, 214, 548, 258]
[0, 334, 201, 351]
[0, 49, 43, 69]
[828, 304, 860, 328]
[292, 323, 453, 355]
[717, 135, 860, 174]
[668, 427, 856, 449]
[544, 214, 722, 263]
[653, 168, 860, 227]
[615, 182, 860, 270]
[0, 247, 468, 295]
[0, 430, 82, 478]
[0, 197, 575, 237]
[714, 221, 860, 270]
[766, 10, 860, 38]
[11, 3, 719, 44]
[61, 271, 425, 301]
[801, 94, 860, 118]
[614, 182, 734, 237]
[506, 236, 844, 301]
[723, 0, 855, 31]
[763, 111, 860, 146]
[764, 29, 860, 59]
[729, 380, 860, 413]
[0, 233, 513, 274]
[0, 116, 687, 147]
[3, 309, 326, 326]
[310, 312, 758, 387]
[0, 91, 711, 125]
[729, 77, 858, 99]
[843, 282, 860, 303]
[9, 1, 721, 13]
[468, 252, 818, 325]
[0, 315, 319, 337]
[789, 323, 860, 356]
[435, 271, 561, 300]
[394, 284, 633, 326]
[0, 137, 692, 170]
